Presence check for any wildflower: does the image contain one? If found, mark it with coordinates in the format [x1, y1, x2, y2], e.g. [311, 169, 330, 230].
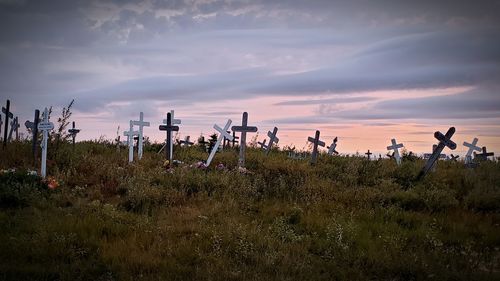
[216, 163, 226, 171]
[45, 176, 59, 190]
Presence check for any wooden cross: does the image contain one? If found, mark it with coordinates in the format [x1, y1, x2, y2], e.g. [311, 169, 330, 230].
[265, 127, 279, 155]
[258, 139, 268, 150]
[8, 116, 20, 141]
[474, 146, 494, 161]
[180, 136, 194, 147]
[387, 138, 404, 165]
[206, 119, 232, 166]
[365, 150, 372, 160]
[132, 112, 150, 160]
[463, 138, 481, 164]
[159, 112, 179, 162]
[308, 130, 325, 164]
[68, 121, 81, 150]
[25, 109, 40, 162]
[449, 154, 459, 162]
[2, 99, 13, 148]
[231, 131, 239, 147]
[37, 108, 54, 178]
[222, 130, 231, 149]
[123, 120, 139, 163]
[418, 127, 456, 179]
[163, 110, 181, 162]
[327, 137, 339, 155]
[231, 112, 258, 168]
[198, 136, 209, 151]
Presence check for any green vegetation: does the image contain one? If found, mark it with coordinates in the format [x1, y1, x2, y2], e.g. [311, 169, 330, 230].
[1, 140, 499, 281]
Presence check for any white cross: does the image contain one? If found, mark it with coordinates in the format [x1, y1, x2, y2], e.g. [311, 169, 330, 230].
[37, 108, 54, 178]
[0, 115, 2, 139]
[123, 120, 139, 163]
[132, 112, 150, 160]
[206, 119, 232, 166]
[463, 138, 481, 164]
[387, 138, 404, 165]
[163, 110, 181, 161]
[327, 137, 338, 156]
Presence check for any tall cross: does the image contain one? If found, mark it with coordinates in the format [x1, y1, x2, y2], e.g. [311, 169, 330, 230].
[163, 110, 181, 162]
[231, 112, 258, 168]
[206, 119, 232, 166]
[25, 109, 40, 162]
[2, 99, 13, 148]
[68, 121, 81, 150]
[474, 146, 494, 161]
[327, 137, 339, 155]
[132, 112, 150, 160]
[38, 108, 54, 178]
[8, 116, 20, 141]
[307, 130, 325, 164]
[463, 138, 481, 164]
[180, 136, 194, 147]
[365, 150, 373, 160]
[265, 127, 279, 155]
[387, 138, 404, 165]
[123, 120, 139, 163]
[418, 127, 456, 179]
[159, 112, 179, 162]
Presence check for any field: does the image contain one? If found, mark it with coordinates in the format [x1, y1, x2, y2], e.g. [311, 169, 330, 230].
[1, 140, 499, 281]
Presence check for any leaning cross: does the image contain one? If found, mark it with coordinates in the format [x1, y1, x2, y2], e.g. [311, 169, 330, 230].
[2, 99, 13, 147]
[25, 109, 40, 162]
[327, 137, 339, 155]
[474, 146, 494, 162]
[8, 116, 20, 141]
[38, 108, 54, 178]
[307, 130, 325, 164]
[0, 115, 2, 140]
[265, 127, 279, 155]
[68, 121, 81, 150]
[132, 112, 150, 160]
[387, 138, 404, 165]
[163, 110, 181, 162]
[123, 120, 139, 163]
[231, 112, 258, 168]
[463, 138, 481, 164]
[159, 112, 179, 162]
[206, 119, 232, 166]
[180, 136, 194, 147]
[258, 139, 268, 150]
[449, 154, 459, 162]
[365, 150, 373, 160]
[418, 127, 456, 179]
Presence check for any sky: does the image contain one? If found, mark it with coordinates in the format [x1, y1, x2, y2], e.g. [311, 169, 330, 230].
[1, 0, 499, 156]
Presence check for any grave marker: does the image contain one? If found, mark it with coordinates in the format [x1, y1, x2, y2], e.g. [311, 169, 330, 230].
[387, 138, 404, 165]
[463, 138, 481, 164]
[474, 146, 494, 162]
[159, 112, 179, 162]
[449, 154, 459, 162]
[123, 120, 139, 163]
[25, 109, 40, 161]
[38, 108, 54, 178]
[258, 139, 268, 150]
[180, 136, 194, 147]
[8, 116, 19, 141]
[0, 115, 2, 140]
[231, 131, 239, 147]
[418, 127, 456, 179]
[327, 137, 339, 155]
[365, 150, 373, 160]
[265, 127, 279, 155]
[2, 99, 13, 148]
[206, 119, 232, 166]
[307, 130, 325, 164]
[198, 136, 209, 151]
[132, 112, 150, 160]
[163, 110, 181, 162]
[68, 121, 80, 150]
[231, 112, 258, 168]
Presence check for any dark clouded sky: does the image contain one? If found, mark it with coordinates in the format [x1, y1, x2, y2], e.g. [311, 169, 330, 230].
[1, 0, 499, 154]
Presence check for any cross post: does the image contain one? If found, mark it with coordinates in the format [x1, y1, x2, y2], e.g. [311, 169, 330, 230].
[387, 138, 404, 165]
[159, 112, 179, 162]
[68, 121, 81, 150]
[327, 137, 339, 155]
[265, 127, 279, 155]
[163, 110, 181, 162]
[231, 112, 258, 168]
[307, 130, 325, 164]
[418, 127, 456, 179]
[38, 108, 54, 178]
[123, 120, 139, 163]
[365, 150, 372, 160]
[463, 138, 481, 164]
[2, 99, 13, 148]
[206, 119, 232, 166]
[132, 112, 150, 160]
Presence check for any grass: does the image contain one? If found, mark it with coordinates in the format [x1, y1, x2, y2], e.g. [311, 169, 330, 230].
[0, 140, 499, 281]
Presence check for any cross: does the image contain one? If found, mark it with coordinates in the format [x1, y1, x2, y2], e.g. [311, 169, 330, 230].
[327, 137, 339, 155]
[258, 139, 268, 150]
[387, 152, 395, 159]
[8, 116, 20, 141]
[198, 135, 209, 151]
[159, 112, 179, 162]
[265, 127, 279, 155]
[474, 146, 494, 161]
[123, 120, 139, 163]
[163, 110, 181, 162]
[463, 138, 481, 164]
[37, 108, 54, 178]
[132, 112, 150, 160]
[222, 130, 231, 149]
[180, 136, 194, 147]
[365, 150, 372, 160]
[68, 121, 81, 150]
[307, 130, 325, 164]
[2, 99, 13, 148]
[231, 112, 258, 168]
[25, 109, 40, 162]
[206, 119, 232, 166]
[418, 127, 456, 179]
[387, 138, 404, 165]
[449, 154, 459, 162]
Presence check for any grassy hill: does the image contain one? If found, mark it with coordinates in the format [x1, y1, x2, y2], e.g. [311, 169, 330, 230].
[1, 140, 499, 281]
